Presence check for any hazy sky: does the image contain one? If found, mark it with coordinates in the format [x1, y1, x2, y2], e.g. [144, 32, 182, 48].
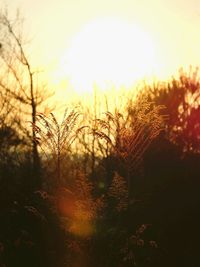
[3, 0, 200, 89]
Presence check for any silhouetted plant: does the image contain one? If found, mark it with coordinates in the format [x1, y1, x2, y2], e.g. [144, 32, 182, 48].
[0, 125, 22, 156]
[85, 96, 166, 267]
[122, 224, 158, 267]
[32, 108, 84, 186]
[146, 66, 200, 153]
[69, 170, 104, 237]
[108, 171, 128, 212]
[94, 95, 166, 200]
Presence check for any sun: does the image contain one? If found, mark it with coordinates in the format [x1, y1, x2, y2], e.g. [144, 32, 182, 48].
[56, 17, 159, 94]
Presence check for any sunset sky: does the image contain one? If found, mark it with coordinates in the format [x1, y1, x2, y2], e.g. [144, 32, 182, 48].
[3, 0, 200, 96]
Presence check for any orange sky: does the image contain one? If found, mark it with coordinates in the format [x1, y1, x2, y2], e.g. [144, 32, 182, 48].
[3, 0, 200, 99]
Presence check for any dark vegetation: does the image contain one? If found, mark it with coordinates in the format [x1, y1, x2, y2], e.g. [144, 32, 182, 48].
[1, 10, 200, 267]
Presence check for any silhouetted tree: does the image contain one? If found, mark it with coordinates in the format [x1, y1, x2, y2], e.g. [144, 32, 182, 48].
[146, 66, 200, 153]
[0, 10, 52, 187]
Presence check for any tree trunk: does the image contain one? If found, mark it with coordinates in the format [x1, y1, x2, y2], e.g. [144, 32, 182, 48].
[30, 75, 41, 188]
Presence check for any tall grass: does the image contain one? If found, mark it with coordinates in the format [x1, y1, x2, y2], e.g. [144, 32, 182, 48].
[94, 95, 167, 198]
[32, 108, 84, 186]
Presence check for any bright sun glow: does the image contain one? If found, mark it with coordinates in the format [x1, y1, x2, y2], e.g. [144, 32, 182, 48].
[55, 17, 160, 94]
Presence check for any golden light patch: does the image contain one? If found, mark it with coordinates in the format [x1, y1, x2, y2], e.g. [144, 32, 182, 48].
[69, 219, 95, 237]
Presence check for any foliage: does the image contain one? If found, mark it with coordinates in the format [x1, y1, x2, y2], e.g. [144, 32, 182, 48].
[67, 171, 104, 238]
[0, 185, 67, 267]
[146, 66, 200, 153]
[74, 171, 104, 221]
[0, 125, 23, 156]
[108, 172, 128, 212]
[122, 224, 158, 267]
[1, 9, 200, 267]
